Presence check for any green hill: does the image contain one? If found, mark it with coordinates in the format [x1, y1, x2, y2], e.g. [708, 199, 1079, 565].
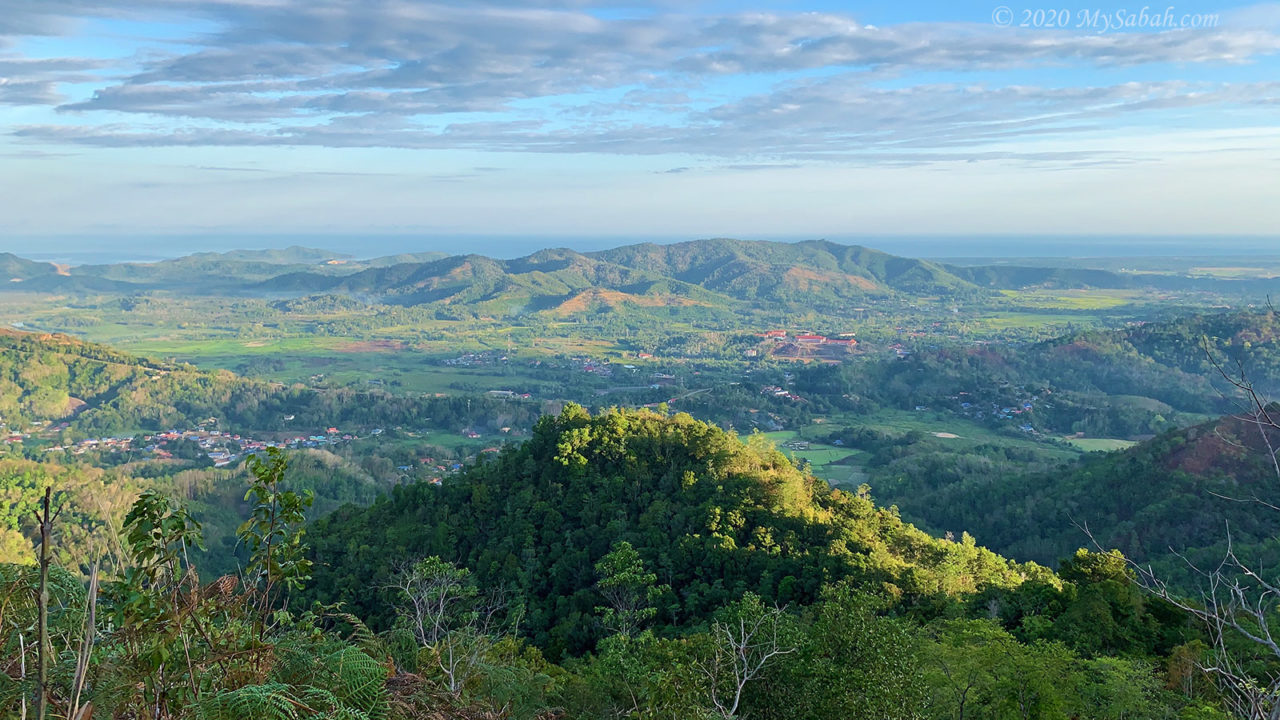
[0, 252, 59, 282]
[799, 310, 1280, 440]
[867, 407, 1280, 587]
[305, 405, 1039, 659]
[257, 239, 988, 314]
[591, 238, 978, 298]
[362, 250, 451, 267]
[0, 329, 547, 577]
[947, 264, 1138, 289]
[208, 245, 351, 264]
[3, 405, 1215, 719]
[0, 327, 172, 427]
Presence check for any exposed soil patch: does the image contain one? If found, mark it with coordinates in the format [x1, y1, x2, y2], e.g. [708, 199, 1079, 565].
[335, 340, 408, 353]
[782, 267, 879, 292]
[552, 288, 705, 315]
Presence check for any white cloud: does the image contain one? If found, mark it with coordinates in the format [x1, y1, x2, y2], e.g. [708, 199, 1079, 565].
[0, 0, 1276, 158]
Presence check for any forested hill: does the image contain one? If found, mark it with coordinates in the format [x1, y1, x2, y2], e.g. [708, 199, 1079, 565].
[585, 238, 975, 296]
[262, 239, 984, 311]
[882, 409, 1280, 579]
[2, 408, 1218, 719]
[0, 328, 174, 428]
[795, 309, 1280, 439]
[305, 405, 1042, 659]
[0, 329, 539, 437]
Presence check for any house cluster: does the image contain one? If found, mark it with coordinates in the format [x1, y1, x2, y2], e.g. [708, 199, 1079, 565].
[888, 343, 912, 358]
[2, 418, 50, 444]
[576, 357, 614, 377]
[443, 351, 509, 367]
[407, 454, 484, 486]
[760, 385, 804, 401]
[485, 390, 533, 399]
[32, 426, 361, 467]
[948, 391, 1037, 428]
[761, 330, 857, 347]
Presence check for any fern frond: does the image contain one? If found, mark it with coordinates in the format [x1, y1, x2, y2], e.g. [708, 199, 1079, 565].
[196, 682, 309, 720]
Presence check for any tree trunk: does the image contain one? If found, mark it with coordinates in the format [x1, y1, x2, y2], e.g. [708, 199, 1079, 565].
[36, 486, 51, 720]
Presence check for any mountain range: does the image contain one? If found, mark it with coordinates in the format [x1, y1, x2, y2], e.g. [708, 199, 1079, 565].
[6, 239, 1279, 314]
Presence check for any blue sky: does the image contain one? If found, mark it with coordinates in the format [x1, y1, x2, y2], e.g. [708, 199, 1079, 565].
[2, 0, 1279, 255]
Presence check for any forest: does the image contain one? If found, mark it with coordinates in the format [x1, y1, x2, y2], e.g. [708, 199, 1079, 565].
[0, 408, 1242, 719]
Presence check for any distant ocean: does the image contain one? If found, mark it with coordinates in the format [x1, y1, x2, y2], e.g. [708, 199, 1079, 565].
[6, 234, 1279, 265]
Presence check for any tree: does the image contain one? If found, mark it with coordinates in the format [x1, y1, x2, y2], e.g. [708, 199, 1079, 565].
[925, 620, 1006, 720]
[698, 592, 795, 720]
[389, 556, 511, 697]
[594, 541, 664, 638]
[239, 447, 313, 635]
[106, 488, 208, 715]
[760, 584, 927, 720]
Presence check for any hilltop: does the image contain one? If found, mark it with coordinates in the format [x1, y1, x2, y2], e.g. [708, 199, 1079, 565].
[305, 405, 1044, 659]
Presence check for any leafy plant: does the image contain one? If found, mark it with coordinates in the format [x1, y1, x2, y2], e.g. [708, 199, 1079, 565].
[240, 447, 314, 632]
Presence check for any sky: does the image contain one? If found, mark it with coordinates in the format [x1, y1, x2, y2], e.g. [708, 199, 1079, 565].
[1, 0, 1279, 257]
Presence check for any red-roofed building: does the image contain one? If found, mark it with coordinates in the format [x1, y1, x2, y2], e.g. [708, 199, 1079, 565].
[763, 330, 787, 338]
[795, 334, 827, 344]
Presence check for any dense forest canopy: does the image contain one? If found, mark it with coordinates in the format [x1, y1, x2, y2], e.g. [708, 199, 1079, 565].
[306, 405, 1037, 658]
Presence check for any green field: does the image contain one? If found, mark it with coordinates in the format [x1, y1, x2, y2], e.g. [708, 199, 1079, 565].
[1063, 437, 1138, 452]
[757, 430, 867, 487]
[999, 289, 1141, 310]
[972, 312, 1108, 330]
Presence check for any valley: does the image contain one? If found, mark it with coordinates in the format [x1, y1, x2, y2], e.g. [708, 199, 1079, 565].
[4, 239, 1278, 572]
[3, 238, 1279, 718]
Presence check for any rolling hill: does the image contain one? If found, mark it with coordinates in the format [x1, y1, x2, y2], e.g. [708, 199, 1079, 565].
[1, 252, 61, 283]
[259, 239, 993, 313]
[5, 238, 1280, 321]
[7, 238, 1280, 310]
[876, 408, 1280, 583]
[2, 239, 1001, 310]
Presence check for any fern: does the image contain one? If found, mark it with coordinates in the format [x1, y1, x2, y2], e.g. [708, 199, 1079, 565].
[320, 645, 387, 719]
[196, 682, 310, 720]
[0, 562, 88, 715]
[204, 636, 390, 720]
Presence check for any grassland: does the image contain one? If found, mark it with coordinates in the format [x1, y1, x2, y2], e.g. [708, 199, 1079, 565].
[970, 312, 1110, 330]
[998, 289, 1142, 310]
[1063, 437, 1138, 452]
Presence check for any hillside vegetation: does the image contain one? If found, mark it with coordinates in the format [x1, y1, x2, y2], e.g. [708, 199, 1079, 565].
[305, 405, 1038, 658]
[884, 411, 1280, 577]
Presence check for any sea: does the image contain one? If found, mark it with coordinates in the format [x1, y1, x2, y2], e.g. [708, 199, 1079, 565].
[5, 234, 1279, 265]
